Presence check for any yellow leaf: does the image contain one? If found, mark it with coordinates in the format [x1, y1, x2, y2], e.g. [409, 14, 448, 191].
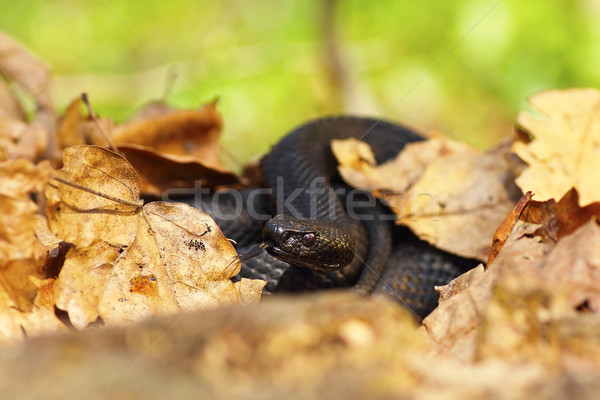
[513, 88, 600, 205]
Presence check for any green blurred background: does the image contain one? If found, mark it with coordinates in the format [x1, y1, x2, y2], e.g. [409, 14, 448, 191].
[2, 0, 599, 167]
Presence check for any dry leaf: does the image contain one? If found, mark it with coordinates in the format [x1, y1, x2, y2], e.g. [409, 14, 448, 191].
[522, 188, 600, 241]
[55, 97, 86, 149]
[487, 191, 532, 265]
[117, 144, 238, 197]
[333, 135, 515, 260]
[46, 145, 142, 249]
[55, 96, 115, 152]
[0, 77, 26, 121]
[0, 158, 65, 341]
[477, 218, 600, 364]
[0, 118, 48, 161]
[0, 31, 53, 111]
[46, 145, 264, 329]
[0, 278, 68, 343]
[488, 188, 600, 262]
[423, 221, 552, 359]
[112, 103, 224, 168]
[0, 30, 57, 159]
[513, 88, 600, 205]
[425, 189, 600, 363]
[110, 103, 237, 196]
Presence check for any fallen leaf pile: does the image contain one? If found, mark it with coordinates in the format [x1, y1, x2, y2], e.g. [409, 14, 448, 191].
[0, 32, 264, 342]
[47, 146, 263, 330]
[2, 29, 600, 399]
[328, 88, 600, 398]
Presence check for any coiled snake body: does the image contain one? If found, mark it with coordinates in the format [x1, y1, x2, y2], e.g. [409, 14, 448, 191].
[202, 117, 477, 318]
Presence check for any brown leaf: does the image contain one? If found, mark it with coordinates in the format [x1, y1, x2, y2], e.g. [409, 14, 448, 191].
[522, 188, 600, 242]
[423, 221, 552, 359]
[0, 118, 47, 161]
[53, 243, 120, 329]
[487, 191, 533, 265]
[47, 145, 263, 329]
[46, 146, 142, 249]
[55, 97, 86, 149]
[117, 144, 238, 196]
[0, 31, 53, 111]
[487, 189, 600, 265]
[425, 194, 600, 364]
[55, 96, 116, 152]
[112, 104, 224, 168]
[0, 278, 68, 343]
[0, 159, 53, 273]
[477, 218, 600, 363]
[333, 135, 515, 260]
[111, 103, 237, 195]
[533, 218, 600, 312]
[513, 88, 600, 205]
[0, 159, 65, 341]
[0, 31, 57, 159]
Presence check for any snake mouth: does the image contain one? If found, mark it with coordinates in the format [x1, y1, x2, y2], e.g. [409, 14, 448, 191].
[262, 239, 288, 258]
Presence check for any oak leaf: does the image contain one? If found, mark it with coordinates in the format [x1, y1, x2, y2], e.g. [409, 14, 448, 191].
[333, 136, 515, 261]
[513, 88, 600, 205]
[488, 188, 600, 264]
[477, 218, 600, 363]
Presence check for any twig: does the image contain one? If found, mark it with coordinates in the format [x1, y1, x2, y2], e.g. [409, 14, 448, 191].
[322, 0, 354, 110]
[81, 92, 118, 152]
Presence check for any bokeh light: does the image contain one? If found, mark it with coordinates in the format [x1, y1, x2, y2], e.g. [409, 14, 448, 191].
[2, 0, 598, 166]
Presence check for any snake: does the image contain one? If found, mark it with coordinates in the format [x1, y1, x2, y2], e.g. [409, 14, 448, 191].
[193, 116, 478, 318]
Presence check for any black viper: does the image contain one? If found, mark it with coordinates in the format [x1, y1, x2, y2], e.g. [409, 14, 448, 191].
[194, 117, 478, 319]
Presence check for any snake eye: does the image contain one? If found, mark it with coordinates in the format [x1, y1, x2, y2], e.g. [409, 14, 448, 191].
[302, 233, 316, 247]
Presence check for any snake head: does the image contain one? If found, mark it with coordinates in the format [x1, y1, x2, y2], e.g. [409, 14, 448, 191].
[262, 214, 355, 271]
